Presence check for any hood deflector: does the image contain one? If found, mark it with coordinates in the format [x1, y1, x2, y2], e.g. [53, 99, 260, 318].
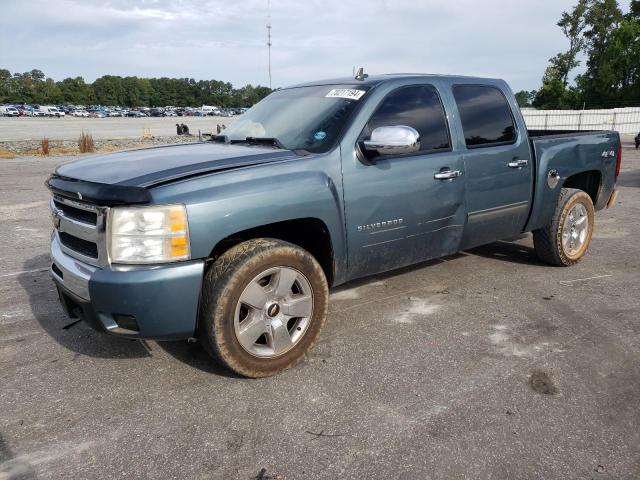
[46, 152, 298, 206]
[47, 175, 152, 205]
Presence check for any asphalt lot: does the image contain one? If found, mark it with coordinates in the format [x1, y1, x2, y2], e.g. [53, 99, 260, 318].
[0, 116, 232, 141]
[0, 140, 639, 479]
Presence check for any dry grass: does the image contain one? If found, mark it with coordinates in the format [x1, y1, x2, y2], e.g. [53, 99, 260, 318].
[78, 131, 95, 153]
[1, 140, 150, 158]
[97, 143, 146, 153]
[0, 148, 17, 159]
[51, 146, 80, 155]
[41, 138, 50, 155]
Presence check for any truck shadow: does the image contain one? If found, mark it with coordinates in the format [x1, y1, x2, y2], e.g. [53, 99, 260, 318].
[18, 254, 150, 359]
[467, 240, 545, 266]
[155, 341, 241, 377]
[19, 254, 238, 375]
[19, 239, 540, 368]
[331, 239, 542, 294]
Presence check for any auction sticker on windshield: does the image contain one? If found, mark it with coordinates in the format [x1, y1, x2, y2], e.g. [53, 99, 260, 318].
[325, 89, 366, 100]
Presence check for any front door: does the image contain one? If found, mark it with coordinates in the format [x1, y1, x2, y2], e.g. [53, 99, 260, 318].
[341, 84, 466, 279]
[451, 84, 533, 249]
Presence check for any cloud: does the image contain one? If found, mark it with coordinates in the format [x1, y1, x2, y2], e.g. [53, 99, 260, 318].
[0, 0, 625, 91]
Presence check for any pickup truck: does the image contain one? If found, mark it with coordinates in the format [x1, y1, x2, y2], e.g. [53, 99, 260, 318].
[47, 73, 622, 377]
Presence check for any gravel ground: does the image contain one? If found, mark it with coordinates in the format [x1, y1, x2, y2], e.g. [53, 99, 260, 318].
[0, 138, 638, 479]
[0, 117, 233, 154]
[0, 135, 204, 157]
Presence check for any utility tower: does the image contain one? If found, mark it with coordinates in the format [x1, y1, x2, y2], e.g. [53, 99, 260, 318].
[267, 0, 272, 89]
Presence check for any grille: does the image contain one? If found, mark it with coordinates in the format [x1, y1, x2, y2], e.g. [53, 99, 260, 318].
[52, 194, 106, 265]
[54, 199, 97, 225]
[59, 232, 99, 259]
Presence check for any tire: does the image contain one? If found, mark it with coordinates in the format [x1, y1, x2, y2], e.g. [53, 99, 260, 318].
[533, 188, 595, 266]
[198, 238, 329, 378]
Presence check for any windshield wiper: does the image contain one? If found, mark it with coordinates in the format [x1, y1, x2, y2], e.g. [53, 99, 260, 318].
[242, 137, 286, 149]
[211, 135, 287, 150]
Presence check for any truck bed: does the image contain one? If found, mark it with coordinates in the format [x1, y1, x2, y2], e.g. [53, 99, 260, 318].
[528, 129, 604, 138]
[524, 129, 620, 233]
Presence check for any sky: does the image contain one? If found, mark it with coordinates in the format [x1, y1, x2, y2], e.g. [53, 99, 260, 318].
[0, 0, 632, 92]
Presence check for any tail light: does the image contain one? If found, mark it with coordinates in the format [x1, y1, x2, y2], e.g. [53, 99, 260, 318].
[615, 143, 622, 180]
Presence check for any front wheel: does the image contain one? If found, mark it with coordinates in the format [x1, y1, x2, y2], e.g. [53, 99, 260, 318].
[198, 238, 329, 377]
[533, 188, 595, 266]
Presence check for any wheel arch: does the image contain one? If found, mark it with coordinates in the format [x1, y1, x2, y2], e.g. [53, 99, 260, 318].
[562, 170, 602, 205]
[208, 217, 336, 286]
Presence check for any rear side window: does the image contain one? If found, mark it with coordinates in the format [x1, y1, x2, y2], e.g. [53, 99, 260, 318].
[365, 85, 450, 153]
[453, 85, 516, 148]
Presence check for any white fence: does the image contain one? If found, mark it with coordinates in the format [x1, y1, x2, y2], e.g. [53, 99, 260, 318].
[521, 107, 640, 134]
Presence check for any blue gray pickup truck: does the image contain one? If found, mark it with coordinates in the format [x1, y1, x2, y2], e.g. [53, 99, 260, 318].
[47, 73, 622, 377]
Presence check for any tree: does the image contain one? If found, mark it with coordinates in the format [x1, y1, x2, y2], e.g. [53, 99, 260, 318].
[0, 68, 272, 107]
[34, 78, 62, 104]
[576, 0, 624, 105]
[514, 90, 536, 107]
[557, 0, 589, 88]
[0, 69, 13, 103]
[532, 0, 640, 109]
[534, 0, 588, 108]
[533, 65, 567, 108]
[58, 77, 94, 104]
[595, 17, 640, 104]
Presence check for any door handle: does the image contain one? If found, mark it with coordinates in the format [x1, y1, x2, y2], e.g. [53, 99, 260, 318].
[508, 159, 528, 168]
[434, 170, 462, 180]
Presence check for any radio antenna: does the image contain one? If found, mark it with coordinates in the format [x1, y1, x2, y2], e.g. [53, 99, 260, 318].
[267, 0, 272, 89]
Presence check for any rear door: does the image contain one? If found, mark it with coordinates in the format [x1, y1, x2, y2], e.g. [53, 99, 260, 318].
[341, 83, 466, 279]
[451, 84, 533, 249]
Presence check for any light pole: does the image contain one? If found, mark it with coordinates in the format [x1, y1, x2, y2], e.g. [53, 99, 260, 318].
[267, 0, 272, 89]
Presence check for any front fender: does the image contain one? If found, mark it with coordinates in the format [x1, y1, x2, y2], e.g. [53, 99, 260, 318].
[149, 151, 348, 282]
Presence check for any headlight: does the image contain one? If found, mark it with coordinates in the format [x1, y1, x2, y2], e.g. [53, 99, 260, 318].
[107, 205, 190, 264]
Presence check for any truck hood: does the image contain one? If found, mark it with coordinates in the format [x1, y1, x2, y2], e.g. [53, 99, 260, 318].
[55, 142, 299, 187]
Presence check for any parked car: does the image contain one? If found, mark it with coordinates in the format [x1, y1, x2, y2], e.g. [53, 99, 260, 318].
[126, 110, 147, 117]
[27, 106, 45, 117]
[72, 110, 90, 117]
[47, 73, 621, 378]
[39, 106, 65, 117]
[0, 105, 19, 117]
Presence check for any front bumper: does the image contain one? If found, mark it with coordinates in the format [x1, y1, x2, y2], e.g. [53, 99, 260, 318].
[51, 234, 204, 339]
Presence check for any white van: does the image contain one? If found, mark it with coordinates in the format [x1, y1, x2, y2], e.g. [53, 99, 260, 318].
[39, 106, 65, 117]
[201, 105, 220, 115]
[0, 106, 19, 117]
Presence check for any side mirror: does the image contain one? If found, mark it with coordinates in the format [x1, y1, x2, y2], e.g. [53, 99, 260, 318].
[363, 125, 420, 156]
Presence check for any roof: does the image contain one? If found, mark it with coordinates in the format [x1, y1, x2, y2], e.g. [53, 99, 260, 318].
[286, 73, 501, 89]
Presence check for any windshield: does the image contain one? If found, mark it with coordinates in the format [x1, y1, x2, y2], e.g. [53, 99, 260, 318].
[222, 84, 371, 153]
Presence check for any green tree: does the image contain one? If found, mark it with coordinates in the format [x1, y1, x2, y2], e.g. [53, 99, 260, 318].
[0, 68, 271, 107]
[576, 0, 624, 105]
[0, 69, 13, 103]
[58, 77, 94, 104]
[595, 17, 640, 104]
[33, 78, 62, 104]
[534, 0, 588, 108]
[514, 90, 536, 107]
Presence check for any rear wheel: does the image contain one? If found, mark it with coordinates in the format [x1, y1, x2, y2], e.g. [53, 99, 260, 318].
[533, 188, 595, 266]
[198, 238, 329, 377]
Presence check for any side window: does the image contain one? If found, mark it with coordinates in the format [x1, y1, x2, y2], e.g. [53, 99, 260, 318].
[365, 85, 450, 153]
[452, 85, 516, 148]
